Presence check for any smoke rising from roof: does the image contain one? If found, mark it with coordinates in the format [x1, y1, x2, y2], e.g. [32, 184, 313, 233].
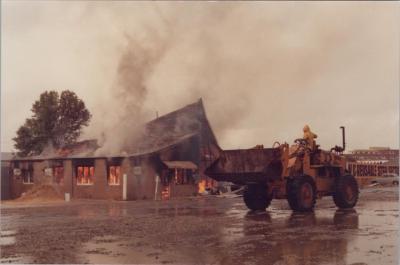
[94, 34, 171, 155]
[2, 2, 399, 152]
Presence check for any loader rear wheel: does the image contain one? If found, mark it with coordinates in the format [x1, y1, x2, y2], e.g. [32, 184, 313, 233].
[333, 175, 359, 209]
[243, 184, 272, 211]
[286, 176, 316, 212]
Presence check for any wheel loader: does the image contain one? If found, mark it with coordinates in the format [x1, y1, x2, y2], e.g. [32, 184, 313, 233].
[205, 127, 359, 212]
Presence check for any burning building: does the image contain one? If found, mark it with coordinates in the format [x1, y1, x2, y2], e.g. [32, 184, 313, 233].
[4, 99, 221, 200]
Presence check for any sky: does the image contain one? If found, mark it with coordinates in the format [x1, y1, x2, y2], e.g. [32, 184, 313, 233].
[1, 1, 399, 153]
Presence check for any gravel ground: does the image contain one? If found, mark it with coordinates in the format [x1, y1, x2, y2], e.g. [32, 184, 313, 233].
[0, 186, 398, 264]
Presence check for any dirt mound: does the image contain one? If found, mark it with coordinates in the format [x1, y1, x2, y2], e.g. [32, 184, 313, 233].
[16, 185, 64, 202]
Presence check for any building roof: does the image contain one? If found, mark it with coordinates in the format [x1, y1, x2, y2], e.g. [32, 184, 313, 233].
[128, 98, 220, 156]
[1, 152, 16, 161]
[369, 147, 391, 150]
[5, 140, 100, 161]
[8, 99, 220, 161]
[162, 161, 198, 170]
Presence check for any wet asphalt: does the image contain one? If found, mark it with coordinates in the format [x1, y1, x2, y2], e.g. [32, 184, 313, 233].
[0, 187, 398, 265]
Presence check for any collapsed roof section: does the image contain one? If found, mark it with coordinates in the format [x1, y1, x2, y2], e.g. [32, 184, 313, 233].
[5, 139, 100, 161]
[129, 98, 220, 156]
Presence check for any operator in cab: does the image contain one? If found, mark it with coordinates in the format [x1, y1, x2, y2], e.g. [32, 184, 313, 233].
[303, 125, 318, 150]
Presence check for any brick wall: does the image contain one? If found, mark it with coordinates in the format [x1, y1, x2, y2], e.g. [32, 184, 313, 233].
[9, 152, 200, 201]
[128, 159, 157, 200]
[10, 161, 37, 199]
[64, 160, 73, 196]
[71, 158, 122, 200]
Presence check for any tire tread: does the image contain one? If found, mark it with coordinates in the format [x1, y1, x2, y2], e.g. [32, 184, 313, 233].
[286, 176, 316, 212]
[333, 175, 359, 209]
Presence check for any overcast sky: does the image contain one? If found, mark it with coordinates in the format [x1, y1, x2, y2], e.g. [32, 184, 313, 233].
[1, 1, 399, 152]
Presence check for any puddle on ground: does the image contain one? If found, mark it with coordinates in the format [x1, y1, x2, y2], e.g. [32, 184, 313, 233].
[80, 236, 177, 264]
[2, 189, 398, 265]
[0, 230, 16, 246]
[77, 201, 398, 264]
[221, 202, 398, 265]
[343, 201, 398, 265]
[0, 256, 33, 264]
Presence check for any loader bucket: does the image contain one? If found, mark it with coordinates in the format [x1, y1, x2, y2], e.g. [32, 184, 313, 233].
[205, 147, 283, 185]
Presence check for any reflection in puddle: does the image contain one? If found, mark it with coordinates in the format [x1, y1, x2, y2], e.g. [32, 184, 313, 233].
[0, 236, 15, 246]
[225, 207, 247, 218]
[222, 226, 244, 243]
[81, 236, 174, 264]
[0, 256, 33, 264]
[0, 230, 16, 246]
[345, 202, 398, 265]
[219, 202, 398, 265]
[153, 205, 222, 217]
[78, 207, 96, 220]
[0, 230, 33, 264]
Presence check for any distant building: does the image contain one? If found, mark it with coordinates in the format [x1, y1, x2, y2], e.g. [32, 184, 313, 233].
[346, 147, 399, 177]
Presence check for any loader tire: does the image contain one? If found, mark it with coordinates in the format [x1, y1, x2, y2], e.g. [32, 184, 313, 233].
[243, 184, 272, 211]
[333, 175, 359, 209]
[286, 176, 316, 212]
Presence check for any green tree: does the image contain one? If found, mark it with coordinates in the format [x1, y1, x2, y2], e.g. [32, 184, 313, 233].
[13, 90, 91, 156]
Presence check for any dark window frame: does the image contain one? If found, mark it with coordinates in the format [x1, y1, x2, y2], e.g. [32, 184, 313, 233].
[22, 168, 34, 184]
[107, 158, 123, 186]
[107, 165, 121, 186]
[173, 168, 194, 185]
[76, 165, 95, 185]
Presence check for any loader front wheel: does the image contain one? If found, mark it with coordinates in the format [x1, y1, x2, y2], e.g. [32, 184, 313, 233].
[286, 176, 316, 212]
[243, 184, 272, 211]
[333, 175, 359, 209]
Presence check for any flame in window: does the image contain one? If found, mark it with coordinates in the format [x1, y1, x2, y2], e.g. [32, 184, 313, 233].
[108, 166, 121, 185]
[77, 166, 94, 185]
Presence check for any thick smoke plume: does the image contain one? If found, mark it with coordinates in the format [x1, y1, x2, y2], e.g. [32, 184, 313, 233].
[91, 3, 267, 154]
[95, 34, 170, 155]
[2, 2, 398, 152]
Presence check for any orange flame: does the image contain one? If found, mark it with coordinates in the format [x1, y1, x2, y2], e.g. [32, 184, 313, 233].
[161, 186, 170, 200]
[198, 180, 206, 193]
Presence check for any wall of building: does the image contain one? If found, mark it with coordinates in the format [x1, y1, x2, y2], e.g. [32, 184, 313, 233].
[1, 161, 11, 200]
[156, 137, 202, 198]
[348, 162, 399, 177]
[7, 137, 205, 201]
[127, 157, 158, 200]
[66, 156, 158, 201]
[70, 158, 123, 200]
[33, 161, 52, 185]
[9, 160, 68, 199]
[346, 148, 399, 185]
[64, 160, 73, 196]
[9, 160, 42, 199]
[347, 148, 399, 164]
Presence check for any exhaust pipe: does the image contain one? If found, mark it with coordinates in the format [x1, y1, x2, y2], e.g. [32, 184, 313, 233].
[330, 126, 346, 153]
[340, 126, 346, 152]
